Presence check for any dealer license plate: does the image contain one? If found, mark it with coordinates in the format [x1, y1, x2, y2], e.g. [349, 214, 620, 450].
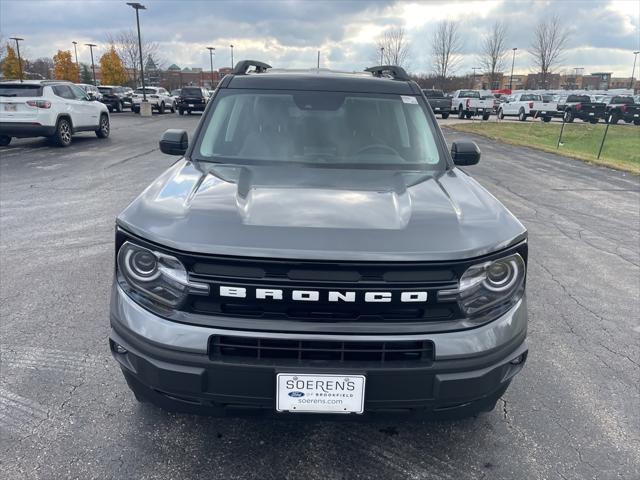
[188, 103, 195, 107]
[589, 112, 594, 116]
[434, 107, 440, 111]
[276, 373, 365, 414]
[4, 104, 17, 111]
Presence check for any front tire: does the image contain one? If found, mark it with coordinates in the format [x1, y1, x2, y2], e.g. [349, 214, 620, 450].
[457, 105, 465, 119]
[482, 112, 490, 121]
[564, 110, 574, 123]
[52, 117, 72, 147]
[542, 116, 552, 123]
[95, 114, 110, 138]
[609, 114, 619, 125]
[0, 135, 11, 146]
[518, 109, 527, 121]
[158, 102, 165, 114]
[441, 112, 449, 119]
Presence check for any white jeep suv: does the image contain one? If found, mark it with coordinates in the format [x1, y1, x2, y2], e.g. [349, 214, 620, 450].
[0, 80, 110, 147]
[131, 87, 174, 114]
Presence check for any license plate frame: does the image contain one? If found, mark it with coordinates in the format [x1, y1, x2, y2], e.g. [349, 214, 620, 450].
[276, 373, 366, 414]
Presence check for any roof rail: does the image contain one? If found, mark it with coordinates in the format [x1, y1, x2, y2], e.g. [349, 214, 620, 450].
[365, 65, 410, 81]
[232, 60, 272, 75]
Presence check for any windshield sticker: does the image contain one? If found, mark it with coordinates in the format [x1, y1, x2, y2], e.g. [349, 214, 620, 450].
[401, 95, 418, 104]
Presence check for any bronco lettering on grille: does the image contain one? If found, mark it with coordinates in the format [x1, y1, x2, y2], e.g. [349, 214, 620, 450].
[219, 286, 428, 303]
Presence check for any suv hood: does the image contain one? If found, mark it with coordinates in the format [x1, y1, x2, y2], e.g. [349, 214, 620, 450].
[117, 160, 526, 261]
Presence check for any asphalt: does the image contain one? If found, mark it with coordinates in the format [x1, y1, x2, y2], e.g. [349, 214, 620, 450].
[1, 112, 638, 480]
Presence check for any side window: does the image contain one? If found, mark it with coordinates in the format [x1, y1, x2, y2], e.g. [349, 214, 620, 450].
[69, 85, 87, 100]
[52, 85, 74, 100]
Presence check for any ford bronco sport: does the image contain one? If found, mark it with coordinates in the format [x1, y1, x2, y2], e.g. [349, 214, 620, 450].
[110, 61, 528, 417]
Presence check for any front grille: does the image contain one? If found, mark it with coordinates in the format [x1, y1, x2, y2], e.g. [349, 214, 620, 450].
[210, 335, 434, 364]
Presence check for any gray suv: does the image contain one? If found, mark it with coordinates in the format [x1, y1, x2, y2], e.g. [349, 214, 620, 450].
[110, 61, 528, 418]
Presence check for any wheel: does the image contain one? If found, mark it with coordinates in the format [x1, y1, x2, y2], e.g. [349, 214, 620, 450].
[589, 119, 598, 124]
[482, 112, 490, 121]
[542, 116, 552, 123]
[634, 119, 640, 126]
[441, 112, 449, 119]
[187, 110, 192, 115]
[178, 109, 184, 116]
[0, 135, 11, 146]
[609, 114, 619, 125]
[51, 117, 72, 147]
[564, 110, 574, 123]
[457, 105, 465, 119]
[518, 109, 527, 121]
[465, 112, 472, 119]
[158, 102, 165, 114]
[497, 109, 504, 120]
[115, 101, 123, 113]
[95, 114, 110, 138]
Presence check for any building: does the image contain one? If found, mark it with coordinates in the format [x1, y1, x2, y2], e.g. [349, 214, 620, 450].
[581, 72, 612, 90]
[526, 73, 562, 90]
[498, 74, 528, 91]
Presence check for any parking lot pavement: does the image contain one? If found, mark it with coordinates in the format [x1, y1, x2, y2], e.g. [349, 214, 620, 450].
[1, 112, 639, 480]
[437, 114, 636, 126]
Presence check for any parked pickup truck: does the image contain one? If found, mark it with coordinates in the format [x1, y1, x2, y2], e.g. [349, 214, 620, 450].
[602, 96, 640, 125]
[450, 90, 493, 120]
[498, 93, 557, 122]
[556, 94, 605, 123]
[422, 89, 451, 119]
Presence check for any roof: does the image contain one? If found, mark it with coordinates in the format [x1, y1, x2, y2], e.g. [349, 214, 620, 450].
[0, 79, 70, 85]
[225, 70, 417, 94]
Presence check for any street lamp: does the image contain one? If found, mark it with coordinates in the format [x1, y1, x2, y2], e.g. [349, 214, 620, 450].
[206, 47, 215, 89]
[85, 43, 97, 86]
[9, 37, 24, 82]
[380, 46, 384, 65]
[509, 47, 517, 91]
[230, 44, 234, 68]
[127, 2, 147, 102]
[472, 67, 481, 88]
[631, 51, 640, 90]
[72, 41, 79, 81]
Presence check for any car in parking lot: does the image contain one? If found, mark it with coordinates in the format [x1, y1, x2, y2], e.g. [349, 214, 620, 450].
[76, 83, 102, 102]
[110, 61, 529, 419]
[450, 90, 493, 120]
[498, 93, 556, 122]
[557, 94, 605, 123]
[131, 87, 175, 114]
[602, 96, 640, 125]
[422, 89, 451, 118]
[176, 86, 210, 115]
[0, 80, 110, 147]
[98, 85, 133, 113]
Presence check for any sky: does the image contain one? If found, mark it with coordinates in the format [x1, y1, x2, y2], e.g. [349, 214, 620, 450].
[1, 0, 639, 77]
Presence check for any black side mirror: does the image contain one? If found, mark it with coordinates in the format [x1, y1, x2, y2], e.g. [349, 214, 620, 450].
[159, 129, 188, 156]
[451, 141, 480, 166]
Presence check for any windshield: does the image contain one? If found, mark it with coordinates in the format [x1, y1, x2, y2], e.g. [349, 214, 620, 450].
[0, 84, 42, 97]
[195, 90, 444, 170]
[458, 90, 480, 98]
[423, 90, 444, 98]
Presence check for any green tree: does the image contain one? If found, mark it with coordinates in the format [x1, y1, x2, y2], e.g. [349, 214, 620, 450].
[99, 46, 127, 85]
[53, 49, 79, 82]
[2, 45, 24, 80]
[80, 63, 92, 84]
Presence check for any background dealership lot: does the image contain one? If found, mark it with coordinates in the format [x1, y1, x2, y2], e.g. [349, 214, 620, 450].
[1, 113, 638, 479]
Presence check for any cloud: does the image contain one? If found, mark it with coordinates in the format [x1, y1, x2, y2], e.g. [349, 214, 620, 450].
[1, 0, 638, 77]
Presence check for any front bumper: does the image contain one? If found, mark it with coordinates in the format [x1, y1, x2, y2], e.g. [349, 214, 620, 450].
[109, 285, 528, 416]
[0, 122, 56, 138]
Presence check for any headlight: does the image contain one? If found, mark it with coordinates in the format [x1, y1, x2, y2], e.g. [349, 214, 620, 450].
[117, 241, 208, 308]
[440, 253, 526, 317]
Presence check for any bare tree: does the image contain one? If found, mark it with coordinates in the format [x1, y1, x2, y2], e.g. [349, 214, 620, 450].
[478, 21, 508, 89]
[374, 27, 411, 69]
[431, 21, 463, 89]
[528, 15, 569, 89]
[106, 29, 161, 86]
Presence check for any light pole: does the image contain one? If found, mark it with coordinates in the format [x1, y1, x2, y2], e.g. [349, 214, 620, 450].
[72, 41, 79, 81]
[85, 43, 97, 86]
[206, 47, 215, 89]
[472, 67, 481, 88]
[230, 44, 234, 68]
[9, 37, 24, 82]
[631, 51, 640, 90]
[509, 47, 517, 91]
[127, 2, 147, 102]
[317, 50, 320, 69]
[380, 46, 384, 65]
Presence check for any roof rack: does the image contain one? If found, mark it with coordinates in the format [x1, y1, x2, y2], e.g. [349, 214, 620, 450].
[365, 65, 410, 81]
[232, 60, 272, 75]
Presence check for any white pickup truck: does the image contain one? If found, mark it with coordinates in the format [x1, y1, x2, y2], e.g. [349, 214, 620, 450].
[450, 90, 493, 120]
[497, 93, 557, 122]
